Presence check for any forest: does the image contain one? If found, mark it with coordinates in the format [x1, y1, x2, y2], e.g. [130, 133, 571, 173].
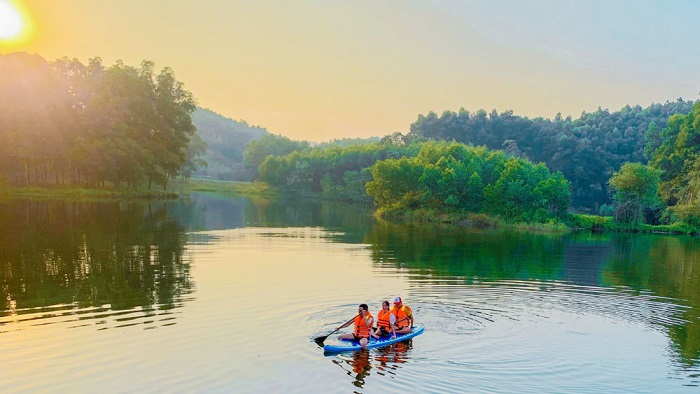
[254, 139, 568, 223]
[0, 52, 203, 190]
[248, 101, 700, 232]
[3, 51, 700, 231]
[407, 101, 695, 212]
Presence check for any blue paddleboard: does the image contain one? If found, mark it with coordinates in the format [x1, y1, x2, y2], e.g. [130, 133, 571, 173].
[323, 326, 424, 353]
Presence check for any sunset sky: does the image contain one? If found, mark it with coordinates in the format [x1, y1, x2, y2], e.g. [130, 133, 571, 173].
[1, 0, 699, 142]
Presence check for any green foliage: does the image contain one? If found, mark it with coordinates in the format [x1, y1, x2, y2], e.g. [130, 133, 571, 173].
[191, 108, 269, 181]
[254, 138, 573, 224]
[408, 101, 695, 211]
[366, 141, 570, 222]
[338, 168, 373, 204]
[317, 137, 381, 148]
[0, 53, 201, 190]
[244, 134, 310, 180]
[257, 140, 420, 203]
[182, 179, 276, 197]
[668, 204, 700, 228]
[366, 157, 425, 209]
[599, 204, 615, 217]
[568, 213, 614, 232]
[483, 159, 570, 221]
[648, 102, 700, 206]
[466, 213, 493, 228]
[608, 163, 662, 225]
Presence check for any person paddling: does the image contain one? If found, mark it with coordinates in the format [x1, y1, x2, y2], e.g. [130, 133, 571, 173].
[371, 300, 396, 339]
[390, 296, 413, 334]
[338, 304, 374, 350]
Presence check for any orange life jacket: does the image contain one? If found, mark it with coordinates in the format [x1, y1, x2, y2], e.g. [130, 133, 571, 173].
[391, 305, 411, 329]
[377, 309, 392, 329]
[353, 312, 373, 338]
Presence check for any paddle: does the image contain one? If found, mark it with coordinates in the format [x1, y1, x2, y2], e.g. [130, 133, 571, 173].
[314, 314, 359, 346]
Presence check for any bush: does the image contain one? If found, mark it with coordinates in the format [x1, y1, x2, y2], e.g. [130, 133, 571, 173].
[567, 213, 613, 232]
[668, 204, 700, 228]
[466, 213, 493, 228]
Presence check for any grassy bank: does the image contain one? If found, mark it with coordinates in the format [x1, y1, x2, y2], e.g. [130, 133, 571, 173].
[177, 178, 277, 197]
[0, 179, 279, 201]
[376, 207, 700, 235]
[2, 185, 179, 201]
[568, 213, 699, 235]
[376, 207, 570, 233]
[183, 181, 700, 236]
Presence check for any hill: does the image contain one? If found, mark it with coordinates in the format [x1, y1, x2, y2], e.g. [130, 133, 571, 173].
[192, 108, 269, 180]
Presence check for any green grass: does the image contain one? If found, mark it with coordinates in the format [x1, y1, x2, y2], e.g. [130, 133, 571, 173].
[178, 178, 278, 197]
[5, 185, 179, 201]
[375, 206, 569, 233]
[2, 179, 278, 201]
[567, 213, 700, 235]
[0, 179, 280, 202]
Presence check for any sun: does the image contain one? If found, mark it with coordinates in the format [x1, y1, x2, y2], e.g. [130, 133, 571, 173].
[0, 0, 23, 40]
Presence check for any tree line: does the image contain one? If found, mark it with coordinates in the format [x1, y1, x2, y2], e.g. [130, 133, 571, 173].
[246, 101, 700, 231]
[407, 101, 695, 212]
[251, 138, 569, 223]
[0, 52, 204, 190]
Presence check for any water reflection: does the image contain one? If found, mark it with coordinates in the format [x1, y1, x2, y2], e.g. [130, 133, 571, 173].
[1, 192, 699, 391]
[374, 340, 411, 375]
[328, 338, 413, 390]
[181, 194, 699, 374]
[362, 220, 700, 370]
[0, 199, 193, 333]
[605, 234, 700, 368]
[329, 352, 365, 387]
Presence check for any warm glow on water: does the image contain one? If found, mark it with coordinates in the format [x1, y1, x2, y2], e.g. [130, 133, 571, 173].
[0, 195, 699, 392]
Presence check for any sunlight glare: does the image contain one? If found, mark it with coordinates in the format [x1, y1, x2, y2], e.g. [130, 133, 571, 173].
[0, 0, 23, 40]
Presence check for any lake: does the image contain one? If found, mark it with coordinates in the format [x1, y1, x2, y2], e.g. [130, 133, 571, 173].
[0, 193, 699, 393]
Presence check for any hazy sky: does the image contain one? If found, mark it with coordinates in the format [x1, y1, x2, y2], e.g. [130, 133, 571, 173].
[2, 0, 700, 142]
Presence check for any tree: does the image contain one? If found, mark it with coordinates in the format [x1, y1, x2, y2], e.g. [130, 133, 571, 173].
[244, 134, 310, 179]
[608, 163, 662, 225]
[366, 158, 424, 210]
[0, 53, 202, 189]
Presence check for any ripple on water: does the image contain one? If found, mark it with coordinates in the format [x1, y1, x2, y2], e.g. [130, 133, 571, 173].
[406, 278, 691, 333]
[383, 276, 698, 392]
[0, 301, 190, 335]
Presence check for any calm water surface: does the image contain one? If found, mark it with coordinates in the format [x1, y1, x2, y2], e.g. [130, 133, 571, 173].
[0, 193, 699, 393]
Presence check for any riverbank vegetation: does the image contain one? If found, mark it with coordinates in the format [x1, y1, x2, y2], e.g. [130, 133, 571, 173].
[177, 178, 276, 197]
[0, 53, 204, 191]
[245, 101, 700, 235]
[408, 100, 694, 212]
[0, 184, 179, 201]
[3, 51, 700, 235]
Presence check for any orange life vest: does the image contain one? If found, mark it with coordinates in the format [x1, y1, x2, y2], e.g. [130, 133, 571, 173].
[353, 312, 373, 338]
[377, 309, 392, 329]
[391, 305, 412, 329]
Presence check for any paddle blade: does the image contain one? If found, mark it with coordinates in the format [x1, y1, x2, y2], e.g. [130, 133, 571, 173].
[314, 335, 329, 346]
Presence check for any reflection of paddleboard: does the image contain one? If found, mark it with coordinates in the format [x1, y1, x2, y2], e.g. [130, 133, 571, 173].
[323, 326, 424, 353]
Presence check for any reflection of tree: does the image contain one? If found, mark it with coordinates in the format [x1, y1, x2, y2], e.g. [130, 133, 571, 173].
[0, 199, 192, 316]
[243, 198, 375, 243]
[366, 220, 700, 368]
[364, 221, 567, 281]
[602, 234, 700, 366]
